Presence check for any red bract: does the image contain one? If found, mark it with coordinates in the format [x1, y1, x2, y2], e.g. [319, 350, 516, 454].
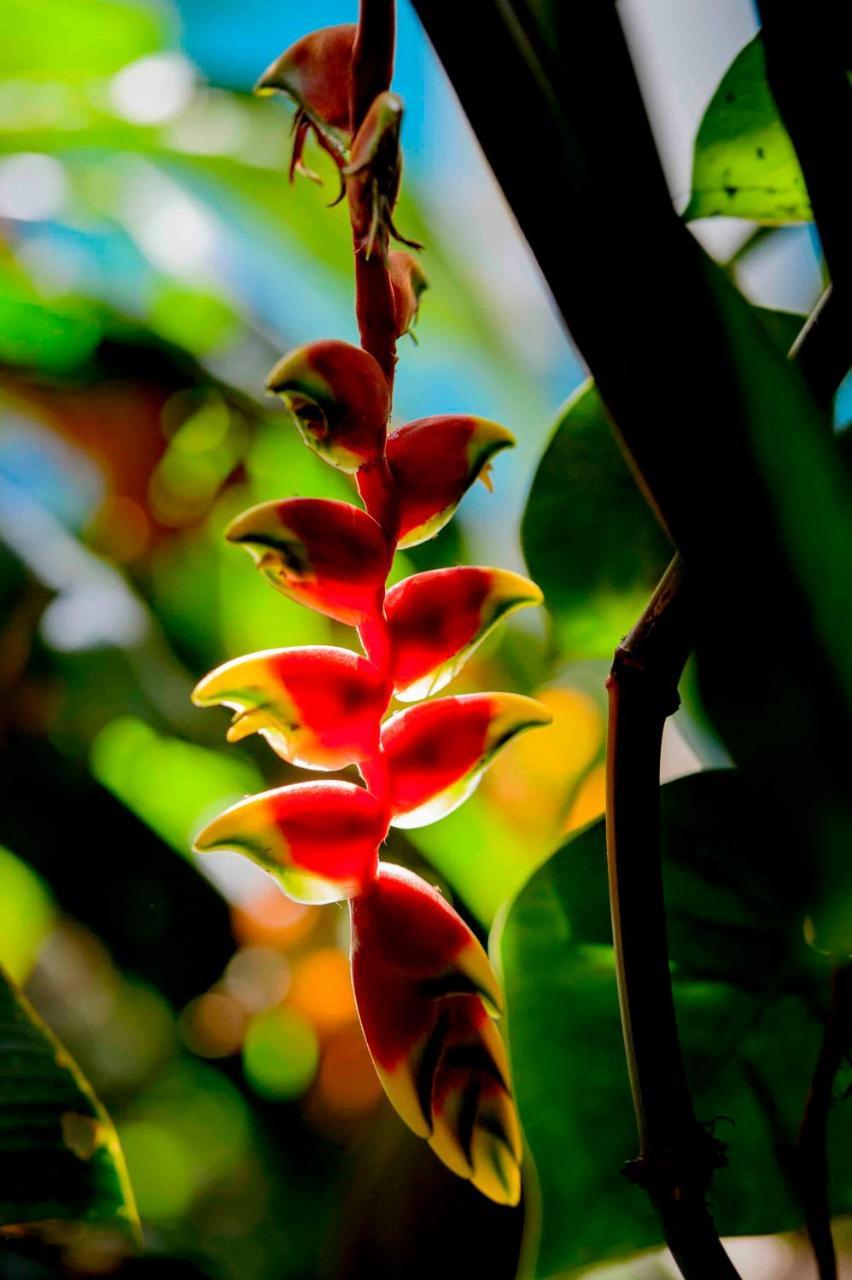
[386, 566, 543, 701]
[266, 339, 390, 472]
[192, 646, 385, 769]
[194, 781, 387, 904]
[350, 864, 520, 1204]
[377, 415, 515, 548]
[380, 693, 552, 827]
[195, 8, 548, 1206]
[255, 24, 355, 134]
[388, 250, 429, 339]
[226, 498, 389, 625]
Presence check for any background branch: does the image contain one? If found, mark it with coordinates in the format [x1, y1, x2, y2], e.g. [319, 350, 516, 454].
[798, 964, 852, 1280]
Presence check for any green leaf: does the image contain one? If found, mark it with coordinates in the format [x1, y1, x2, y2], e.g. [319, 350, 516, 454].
[0, 966, 138, 1233]
[521, 380, 671, 659]
[0, 0, 167, 81]
[497, 771, 849, 1277]
[685, 36, 812, 223]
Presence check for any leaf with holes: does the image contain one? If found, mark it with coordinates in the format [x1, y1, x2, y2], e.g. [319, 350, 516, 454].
[684, 35, 812, 223]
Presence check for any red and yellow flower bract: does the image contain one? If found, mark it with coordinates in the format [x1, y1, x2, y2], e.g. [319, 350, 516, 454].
[192, 10, 548, 1206]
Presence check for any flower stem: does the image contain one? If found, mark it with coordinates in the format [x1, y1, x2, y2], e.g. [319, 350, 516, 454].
[348, 0, 398, 389]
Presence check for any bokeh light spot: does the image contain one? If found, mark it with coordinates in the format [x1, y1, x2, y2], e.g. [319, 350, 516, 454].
[232, 887, 315, 951]
[243, 1007, 319, 1101]
[0, 153, 67, 221]
[564, 763, 607, 834]
[180, 992, 246, 1059]
[118, 1121, 195, 1220]
[110, 53, 194, 125]
[289, 948, 355, 1036]
[0, 844, 54, 983]
[225, 948, 290, 1013]
[314, 1024, 382, 1120]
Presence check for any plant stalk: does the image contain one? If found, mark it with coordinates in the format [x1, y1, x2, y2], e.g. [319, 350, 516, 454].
[348, 0, 398, 390]
[605, 559, 741, 1280]
[606, 292, 849, 1279]
[797, 964, 852, 1280]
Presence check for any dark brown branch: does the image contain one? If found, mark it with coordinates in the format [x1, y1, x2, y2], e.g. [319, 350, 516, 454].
[756, 0, 852, 310]
[797, 964, 852, 1280]
[348, 0, 398, 389]
[605, 288, 849, 1278]
[605, 558, 740, 1280]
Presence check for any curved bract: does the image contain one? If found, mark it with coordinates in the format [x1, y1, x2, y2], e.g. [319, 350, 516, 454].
[351, 865, 521, 1204]
[381, 693, 553, 828]
[194, 782, 386, 904]
[266, 339, 390, 472]
[193, 10, 549, 1205]
[381, 415, 515, 548]
[386, 566, 542, 701]
[226, 498, 388, 625]
[192, 646, 385, 769]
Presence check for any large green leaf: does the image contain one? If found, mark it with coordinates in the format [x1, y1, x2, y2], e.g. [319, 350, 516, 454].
[521, 380, 671, 659]
[497, 771, 849, 1277]
[0, 966, 137, 1233]
[685, 36, 812, 223]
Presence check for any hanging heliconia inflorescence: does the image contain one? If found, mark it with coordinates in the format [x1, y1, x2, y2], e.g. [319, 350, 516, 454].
[192, 3, 549, 1206]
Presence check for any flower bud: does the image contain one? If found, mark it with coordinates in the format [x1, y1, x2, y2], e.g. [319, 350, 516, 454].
[376, 416, 514, 549]
[386, 567, 543, 701]
[344, 92, 422, 258]
[255, 24, 355, 136]
[388, 251, 428, 339]
[194, 781, 386, 904]
[226, 498, 389, 626]
[266, 339, 389, 473]
[379, 693, 552, 828]
[350, 864, 520, 1204]
[192, 646, 386, 769]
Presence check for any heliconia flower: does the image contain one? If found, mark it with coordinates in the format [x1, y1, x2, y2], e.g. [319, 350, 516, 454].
[255, 24, 355, 137]
[226, 498, 389, 626]
[428, 996, 522, 1206]
[344, 91, 423, 258]
[194, 781, 387, 904]
[374, 416, 515, 549]
[350, 863, 521, 1204]
[379, 693, 552, 828]
[192, 646, 386, 769]
[388, 251, 429, 340]
[385, 567, 543, 701]
[266, 339, 389, 473]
